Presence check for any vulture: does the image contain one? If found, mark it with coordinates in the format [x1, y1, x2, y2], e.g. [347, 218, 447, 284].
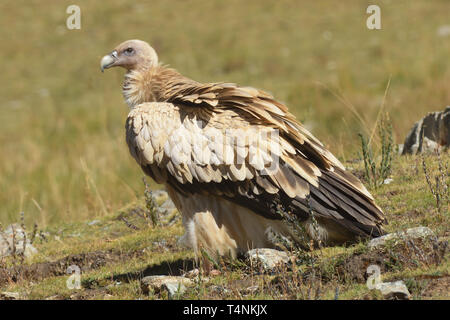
[100, 39, 386, 261]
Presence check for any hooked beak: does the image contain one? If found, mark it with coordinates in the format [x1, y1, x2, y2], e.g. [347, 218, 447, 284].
[100, 50, 119, 72]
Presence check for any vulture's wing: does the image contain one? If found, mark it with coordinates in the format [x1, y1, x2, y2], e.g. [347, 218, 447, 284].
[126, 82, 386, 238]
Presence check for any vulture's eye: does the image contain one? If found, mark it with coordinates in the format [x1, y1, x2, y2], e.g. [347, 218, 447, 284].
[124, 47, 135, 56]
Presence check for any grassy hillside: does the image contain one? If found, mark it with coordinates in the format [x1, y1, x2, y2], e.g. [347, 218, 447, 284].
[0, 0, 448, 300]
[0, 0, 449, 226]
[0, 154, 448, 299]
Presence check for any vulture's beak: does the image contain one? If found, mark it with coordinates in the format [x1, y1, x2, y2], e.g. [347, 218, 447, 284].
[100, 50, 119, 72]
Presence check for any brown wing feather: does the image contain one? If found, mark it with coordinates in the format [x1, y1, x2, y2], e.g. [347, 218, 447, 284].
[126, 98, 386, 240]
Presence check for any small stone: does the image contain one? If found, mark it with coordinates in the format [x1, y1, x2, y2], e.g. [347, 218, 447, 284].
[152, 240, 168, 251]
[383, 178, 394, 185]
[184, 268, 200, 278]
[0, 224, 38, 258]
[210, 285, 230, 295]
[0, 292, 20, 300]
[87, 220, 100, 226]
[163, 282, 187, 299]
[368, 227, 434, 249]
[374, 281, 411, 300]
[244, 285, 259, 294]
[209, 269, 221, 277]
[140, 275, 193, 297]
[246, 248, 290, 271]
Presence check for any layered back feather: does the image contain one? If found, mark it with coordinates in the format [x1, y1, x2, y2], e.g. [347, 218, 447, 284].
[123, 62, 387, 243]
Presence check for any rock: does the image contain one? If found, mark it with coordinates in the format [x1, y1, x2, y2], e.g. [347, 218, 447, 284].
[246, 248, 290, 271]
[368, 227, 434, 249]
[106, 281, 122, 289]
[402, 106, 450, 155]
[184, 268, 200, 278]
[0, 224, 38, 258]
[87, 220, 100, 226]
[210, 285, 230, 295]
[243, 285, 259, 294]
[152, 240, 168, 248]
[140, 275, 193, 299]
[163, 282, 187, 299]
[373, 281, 411, 300]
[0, 291, 20, 300]
[209, 269, 221, 277]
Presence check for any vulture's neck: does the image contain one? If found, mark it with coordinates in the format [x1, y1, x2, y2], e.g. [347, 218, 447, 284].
[122, 65, 185, 108]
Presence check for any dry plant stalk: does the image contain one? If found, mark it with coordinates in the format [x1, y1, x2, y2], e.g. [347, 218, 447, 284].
[421, 150, 449, 213]
[142, 176, 159, 227]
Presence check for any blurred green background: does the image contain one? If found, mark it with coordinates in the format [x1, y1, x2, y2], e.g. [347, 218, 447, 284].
[0, 0, 449, 226]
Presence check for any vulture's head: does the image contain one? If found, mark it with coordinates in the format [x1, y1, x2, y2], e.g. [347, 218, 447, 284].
[100, 40, 158, 72]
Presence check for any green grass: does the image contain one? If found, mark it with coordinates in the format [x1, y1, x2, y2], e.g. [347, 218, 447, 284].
[0, 154, 448, 300]
[0, 0, 449, 226]
[0, 0, 449, 300]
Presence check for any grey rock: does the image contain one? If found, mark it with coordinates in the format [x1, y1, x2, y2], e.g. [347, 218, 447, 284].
[163, 282, 187, 299]
[243, 285, 259, 294]
[151, 240, 169, 252]
[141, 275, 193, 298]
[369, 226, 434, 249]
[402, 106, 450, 155]
[0, 291, 20, 300]
[87, 220, 100, 226]
[374, 281, 411, 300]
[246, 248, 290, 270]
[0, 224, 37, 258]
[210, 285, 230, 295]
[106, 281, 122, 289]
[397, 144, 404, 155]
[183, 268, 200, 278]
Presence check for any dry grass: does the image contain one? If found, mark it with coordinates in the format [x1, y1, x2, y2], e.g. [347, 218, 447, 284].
[0, 1, 449, 229]
[0, 153, 448, 300]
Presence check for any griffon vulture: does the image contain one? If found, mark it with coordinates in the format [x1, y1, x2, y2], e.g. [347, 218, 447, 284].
[100, 40, 386, 260]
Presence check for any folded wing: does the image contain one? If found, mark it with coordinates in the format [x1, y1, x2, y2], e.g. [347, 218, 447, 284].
[126, 95, 385, 239]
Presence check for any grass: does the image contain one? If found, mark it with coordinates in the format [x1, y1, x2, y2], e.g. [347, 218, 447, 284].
[1, 0, 449, 226]
[0, 153, 448, 300]
[0, 0, 449, 300]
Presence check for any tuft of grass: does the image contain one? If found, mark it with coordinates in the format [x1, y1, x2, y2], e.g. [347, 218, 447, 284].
[142, 177, 159, 227]
[0, 212, 40, 283]
[421, 151, 449, 213]
[358, 112, 394, 189]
